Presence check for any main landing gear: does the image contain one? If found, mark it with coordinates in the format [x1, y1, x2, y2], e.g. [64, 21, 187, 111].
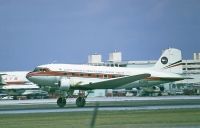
[57, 96, 86, 108]
[56, 90, 88, 108]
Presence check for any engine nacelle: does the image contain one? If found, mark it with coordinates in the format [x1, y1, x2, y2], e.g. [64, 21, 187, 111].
[152, 86, 160, 92]
[152, 86, 158, 90]
[58, 78, 71, 90]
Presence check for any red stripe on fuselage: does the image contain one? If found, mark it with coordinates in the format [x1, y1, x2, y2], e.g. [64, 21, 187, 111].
[27, 71, 125, 79]
[5, 81, 27, 85]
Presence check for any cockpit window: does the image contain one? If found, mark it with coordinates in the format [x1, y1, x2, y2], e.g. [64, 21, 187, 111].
[33, 68, 40, 72]
[33, 67, 50, 72]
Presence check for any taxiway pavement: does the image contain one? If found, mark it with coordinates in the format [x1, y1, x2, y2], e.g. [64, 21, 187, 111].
[1, 96, 200, 114]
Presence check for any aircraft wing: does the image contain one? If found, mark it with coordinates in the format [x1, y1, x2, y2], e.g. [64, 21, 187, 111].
[0, 74, 7, 86]
[71, 73, 151, 90]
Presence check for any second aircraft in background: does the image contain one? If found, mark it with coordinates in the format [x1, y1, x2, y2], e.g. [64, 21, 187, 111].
[0, 71, 48, 99]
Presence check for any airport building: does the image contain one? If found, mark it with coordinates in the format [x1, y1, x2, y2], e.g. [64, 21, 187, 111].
[88, 49, 200, 97]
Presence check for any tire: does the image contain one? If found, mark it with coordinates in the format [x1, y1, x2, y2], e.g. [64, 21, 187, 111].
[57, 97, 66, 108]
[76, 97, 86, 107]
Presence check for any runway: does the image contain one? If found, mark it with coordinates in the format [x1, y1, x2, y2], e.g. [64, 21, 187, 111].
[1, 96, 200, 105]
[1, 96, 200, 114]
[1, 105, 200, 114]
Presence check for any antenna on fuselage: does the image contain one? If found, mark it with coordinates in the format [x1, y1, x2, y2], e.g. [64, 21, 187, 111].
[51, 60, 57, 64]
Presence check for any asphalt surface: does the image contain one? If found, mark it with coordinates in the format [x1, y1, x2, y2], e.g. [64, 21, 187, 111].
[1, 96, 200, 105]
[1, 96, 200, 114]
[1, 105, 200, 114]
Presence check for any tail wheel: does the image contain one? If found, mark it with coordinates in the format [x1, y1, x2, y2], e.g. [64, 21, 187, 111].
[57, 97, 66, 108]
[76, 97, 86, 107]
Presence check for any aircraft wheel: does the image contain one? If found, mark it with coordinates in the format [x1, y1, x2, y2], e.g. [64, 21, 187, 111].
[76, 97, 86, 107]
[57, 97, 66, 108]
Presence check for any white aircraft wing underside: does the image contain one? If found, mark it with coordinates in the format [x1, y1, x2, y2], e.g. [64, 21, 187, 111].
[71, 73, 151, 90]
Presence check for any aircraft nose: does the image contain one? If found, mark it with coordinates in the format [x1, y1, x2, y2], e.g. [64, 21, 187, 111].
[26, 72, 40, 84]
[26, 72, 33, 80]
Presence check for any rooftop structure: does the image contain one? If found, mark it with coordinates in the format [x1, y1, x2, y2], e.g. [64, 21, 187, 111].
[88, 53, 102, 65]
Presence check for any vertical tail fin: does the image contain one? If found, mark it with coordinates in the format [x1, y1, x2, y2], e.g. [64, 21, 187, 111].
[154, 48, 183, 74]
[0, 74, 7, 85]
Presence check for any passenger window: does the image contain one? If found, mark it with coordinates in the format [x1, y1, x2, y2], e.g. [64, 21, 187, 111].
[104, 75, 108, 79]
[112, 75, 116, 78]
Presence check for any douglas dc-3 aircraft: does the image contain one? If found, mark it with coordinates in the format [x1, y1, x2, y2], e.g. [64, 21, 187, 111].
[26, 48, 189, 107]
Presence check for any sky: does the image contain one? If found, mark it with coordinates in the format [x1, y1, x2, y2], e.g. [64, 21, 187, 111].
[0, 0, 200, 71]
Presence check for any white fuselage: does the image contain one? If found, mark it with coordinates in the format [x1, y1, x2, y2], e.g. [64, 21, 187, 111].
[27, 64, 184, 89]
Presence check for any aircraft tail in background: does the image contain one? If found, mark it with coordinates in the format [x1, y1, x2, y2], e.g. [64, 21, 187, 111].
[153, 48, 183, 74]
